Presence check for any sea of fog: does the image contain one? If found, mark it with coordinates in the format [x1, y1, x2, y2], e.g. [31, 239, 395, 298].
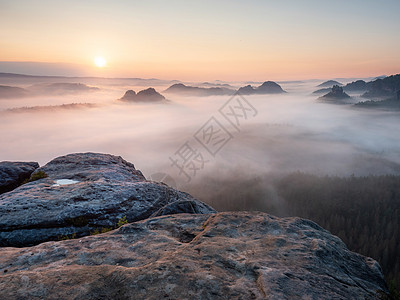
[1, 77, 399, 209]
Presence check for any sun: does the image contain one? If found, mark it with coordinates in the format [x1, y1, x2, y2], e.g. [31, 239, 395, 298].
[94, 56, 107, 68]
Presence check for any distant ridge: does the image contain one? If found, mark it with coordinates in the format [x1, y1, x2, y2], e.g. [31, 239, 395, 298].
[317, 80, 343, 88]
[0, 72, 172, 86]
[3, 103, 98, 113]
[237, 81, 286, 95]
[119, 88, 166, 102]
[362, 74, 400, 100]
[164, 83, 234, 97]
[0, 85, 28, 98]
[0, 82, 99, 98]
[318, 85, 350, 102]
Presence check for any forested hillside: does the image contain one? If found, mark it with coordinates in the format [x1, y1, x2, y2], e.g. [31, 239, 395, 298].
[192, 173, 400, 297]
[276, 173, 400, 296]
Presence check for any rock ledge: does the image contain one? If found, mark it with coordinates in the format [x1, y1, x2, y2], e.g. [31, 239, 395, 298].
[0, 211, 388, 299]
[0, 153, 215, 247]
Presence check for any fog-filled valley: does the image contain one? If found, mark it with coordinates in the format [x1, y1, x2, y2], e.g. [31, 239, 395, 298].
[1, 73, 400, 291]
[1, 74, 399, 177]
[2, 74, 400, 209]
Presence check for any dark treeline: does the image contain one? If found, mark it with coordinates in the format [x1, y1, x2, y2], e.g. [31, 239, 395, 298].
[275, 173, 400, 296]
[188, 172, 400, 297]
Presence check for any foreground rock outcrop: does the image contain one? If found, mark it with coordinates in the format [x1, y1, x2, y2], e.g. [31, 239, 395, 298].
[0, 153, 215, 247]
[0, 161, 39, 194]
[0, 211, 388, 299]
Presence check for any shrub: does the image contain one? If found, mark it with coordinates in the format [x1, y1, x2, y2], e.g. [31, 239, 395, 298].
[91, 227, 113, 235]
[29, 170, 48, 182]
[117, 216, 128, 227]
[58, 232, 76, 240]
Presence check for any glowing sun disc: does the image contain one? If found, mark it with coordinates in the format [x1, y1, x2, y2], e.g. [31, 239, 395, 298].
[94, 56, 107, 68]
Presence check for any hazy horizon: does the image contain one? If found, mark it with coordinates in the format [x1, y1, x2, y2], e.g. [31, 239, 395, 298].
[0, 64, 390, 83]
[1, 0, 400, 81]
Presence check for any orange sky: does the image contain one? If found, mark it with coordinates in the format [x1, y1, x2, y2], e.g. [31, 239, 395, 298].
[1, 0, 399, 81]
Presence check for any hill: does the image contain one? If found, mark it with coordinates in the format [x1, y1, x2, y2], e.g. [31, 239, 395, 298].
[362, 74, 400, 100]
[355, 97, 400, 110]
[317, 80, 343, 87]
[237, 81, 286, 95]
[119, 88, 166, 102]
[164, 83, 234, 97]
[318, 85, 351, 102]
[29, 82, 99, 95]
[0, 85, 28, 98]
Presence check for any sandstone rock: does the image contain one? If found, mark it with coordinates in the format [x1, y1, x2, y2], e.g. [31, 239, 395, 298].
[0, 161, 39, 194]
[0, 153, 215, 247]
[0, 212, 388, 299]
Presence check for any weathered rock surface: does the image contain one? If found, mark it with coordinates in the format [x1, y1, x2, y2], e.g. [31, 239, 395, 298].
[0, 153, 215, 247]
[0, 212, 388, 299]
[0, 161, 39, 194]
